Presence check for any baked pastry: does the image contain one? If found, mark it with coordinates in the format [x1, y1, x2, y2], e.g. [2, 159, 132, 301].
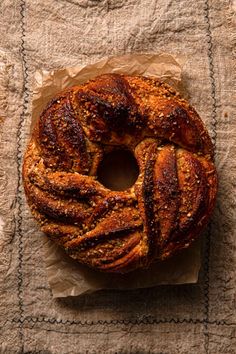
[23, 73, 217, 273]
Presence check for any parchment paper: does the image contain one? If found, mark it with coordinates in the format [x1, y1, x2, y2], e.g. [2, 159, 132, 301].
[32, 53, 201, 298]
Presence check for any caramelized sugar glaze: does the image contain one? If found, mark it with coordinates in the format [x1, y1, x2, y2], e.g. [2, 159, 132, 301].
[23, 74, 217, 273]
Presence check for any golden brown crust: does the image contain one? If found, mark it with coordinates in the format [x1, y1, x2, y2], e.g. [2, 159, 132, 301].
[22, 73, 218, 273]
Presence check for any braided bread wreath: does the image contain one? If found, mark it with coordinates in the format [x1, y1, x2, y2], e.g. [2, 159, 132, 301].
[23, 73, 218, 273]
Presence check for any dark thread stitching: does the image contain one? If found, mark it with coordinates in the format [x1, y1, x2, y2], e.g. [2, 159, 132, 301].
[203, 225, 211, 354]
[16, 0, 29, 350]
[11, 316, 236, 327]
[22, 352, 49, 354]
[203, 0, 218, 353]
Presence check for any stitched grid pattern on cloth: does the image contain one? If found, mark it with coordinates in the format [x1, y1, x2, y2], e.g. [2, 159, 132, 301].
[0, 0, 235, 353]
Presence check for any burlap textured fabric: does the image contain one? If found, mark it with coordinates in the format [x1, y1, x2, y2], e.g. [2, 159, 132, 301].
[0, 1, 235, 353]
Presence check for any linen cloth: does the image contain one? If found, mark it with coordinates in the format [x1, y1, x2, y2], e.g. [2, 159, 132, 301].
[0, 0, 235, 353]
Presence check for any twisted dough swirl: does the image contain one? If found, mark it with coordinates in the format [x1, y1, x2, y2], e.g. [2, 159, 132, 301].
[23, 74, 217, 273]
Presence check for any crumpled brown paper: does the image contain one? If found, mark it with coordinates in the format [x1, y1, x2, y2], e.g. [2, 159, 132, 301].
[32, 53, 201, 298]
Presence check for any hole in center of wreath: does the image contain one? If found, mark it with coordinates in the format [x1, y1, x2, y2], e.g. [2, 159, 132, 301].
[97, 149, 139, 191]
